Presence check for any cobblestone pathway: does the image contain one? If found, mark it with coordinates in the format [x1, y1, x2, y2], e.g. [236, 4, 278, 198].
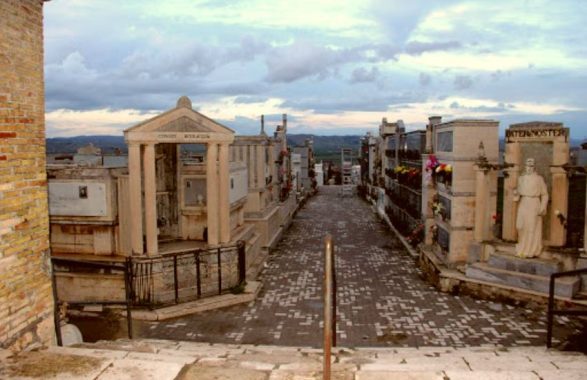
[137, 186, 583, 348]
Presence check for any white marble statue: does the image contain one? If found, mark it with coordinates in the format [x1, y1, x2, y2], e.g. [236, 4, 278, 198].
[513, 158, 549, 258]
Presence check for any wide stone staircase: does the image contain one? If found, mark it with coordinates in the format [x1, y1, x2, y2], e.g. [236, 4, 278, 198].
[2, 339, 586, 379]
[466, 243, 581, 298]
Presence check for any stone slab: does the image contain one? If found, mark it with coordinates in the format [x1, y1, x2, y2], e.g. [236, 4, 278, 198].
[468, 242, 483, 264]
[464, 355, 557, 371]
[466, 263, 580, 297]
[96, 358, 184, 380]
[488, 253, 561, 276]
[47, 346, 129, 359]
[269, 370, 354, 380]
[535, 370, 587, 380]
[125, 351, 198, 364]
[126, 281, 261, 321]
[445, 371, 539, 380]
[180, 366, 267, 380]
[355, 371, 444, 380]
[360, 356, 469, 372]
[548, 355, 587, 370]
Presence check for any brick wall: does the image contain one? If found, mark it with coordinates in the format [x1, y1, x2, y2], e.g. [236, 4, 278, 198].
[0, 0, 54, 351]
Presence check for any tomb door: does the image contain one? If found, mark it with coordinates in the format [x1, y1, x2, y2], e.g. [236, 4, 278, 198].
[155, 143, 179, 239]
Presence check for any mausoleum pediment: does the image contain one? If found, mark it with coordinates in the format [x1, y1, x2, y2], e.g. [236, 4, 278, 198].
[124, 96, 234, 144]
[157, 116, 214, 133]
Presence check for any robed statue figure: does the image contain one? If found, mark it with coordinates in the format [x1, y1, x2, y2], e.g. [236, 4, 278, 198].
[513, 158, 549, 258]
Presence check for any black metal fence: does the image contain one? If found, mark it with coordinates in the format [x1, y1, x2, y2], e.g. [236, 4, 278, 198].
[50, 241, 246, 344]
[51, 257, 134, 345]
[131, 241, 246, 307]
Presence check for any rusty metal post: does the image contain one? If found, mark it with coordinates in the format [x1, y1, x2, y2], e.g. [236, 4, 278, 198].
[323, 234, 333, 380]
[237, 240, 246, 284]
[331, 239, 337, 348]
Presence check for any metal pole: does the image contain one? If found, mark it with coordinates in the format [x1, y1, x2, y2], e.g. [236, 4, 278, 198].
[217, 247, 222, 294]
[124, 257, 133, 339]
[547, 275, 556, 348]
[50, 259, 63, 346]
[331, 240, 337, 348]
[173, 255, 179, 304]
[238, 240, 246, 284]
[323, 234, 333, 380]
[196, 252, 201, 298]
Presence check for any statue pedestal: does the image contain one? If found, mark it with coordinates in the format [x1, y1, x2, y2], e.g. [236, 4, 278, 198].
[466, 242, 580, 298]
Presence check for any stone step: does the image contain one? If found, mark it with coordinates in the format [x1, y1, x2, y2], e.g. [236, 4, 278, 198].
[488, 252, 562, 276]
[3, 341, 584, 380]
[3, 340, 585, 379]
[466, 263, 580, 298]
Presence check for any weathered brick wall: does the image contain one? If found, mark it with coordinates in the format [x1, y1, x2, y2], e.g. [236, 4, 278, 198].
[0, 0, 54, 351]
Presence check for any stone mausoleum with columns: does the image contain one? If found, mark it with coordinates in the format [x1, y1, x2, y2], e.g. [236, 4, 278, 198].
[47, 96, 299, 304]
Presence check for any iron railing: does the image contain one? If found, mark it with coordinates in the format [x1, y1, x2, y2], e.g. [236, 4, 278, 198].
[50, 241, 246, 344]
[131, 241, 246, 307]
[323, 234, 337, 380]
[546, 267, 587, 348]
[51, 257, 134, 345]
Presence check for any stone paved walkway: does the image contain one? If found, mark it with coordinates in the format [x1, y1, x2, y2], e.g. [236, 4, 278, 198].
[137, 187, 583, 348]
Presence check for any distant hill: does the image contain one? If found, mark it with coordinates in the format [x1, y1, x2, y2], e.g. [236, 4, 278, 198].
[46, 136, 128, 154]
[45, 135, 585, 155]
[46, 134, 363, 155]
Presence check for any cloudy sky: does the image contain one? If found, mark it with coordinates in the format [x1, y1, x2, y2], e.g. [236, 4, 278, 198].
[44, 0, 587, 138]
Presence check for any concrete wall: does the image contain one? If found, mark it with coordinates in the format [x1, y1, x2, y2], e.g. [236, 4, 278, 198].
[229, 163, 248, 204]
[0, 0, 54, 351]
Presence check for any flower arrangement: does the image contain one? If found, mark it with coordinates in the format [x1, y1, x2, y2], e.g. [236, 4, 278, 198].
[432, 200, 444, 218]
[424, 155, 439, 185]
[434, 163, 452, 185]
[392, 165, 421, 189]
[431, 195, 447, 220]
[406, 222, 425, 246]
[425, 155, 452, 186]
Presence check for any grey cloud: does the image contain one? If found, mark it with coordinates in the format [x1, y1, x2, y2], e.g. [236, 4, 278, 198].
[419, 73, 431, 86]
[265, 40, 362, 83]
[224, 35, 270, 62]
[404, 40, 461, 55]
[371, 0, 459, 46]
[282, 92, 425, 114]
[449, 101, 514, 113]
[45, 56, 265, 112]
[120, 43, 222, 78]
[454, 75, 474, 90]
[234, 95, 270, 104]
[350, 67, 380, 83]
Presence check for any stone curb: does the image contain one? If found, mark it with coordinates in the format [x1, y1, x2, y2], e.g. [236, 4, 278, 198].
[123, 281, 262, 321]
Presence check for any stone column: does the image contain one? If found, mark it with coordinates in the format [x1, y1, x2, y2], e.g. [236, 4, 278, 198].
[206, 143, 219, 246]
[269, 141, 275, 189]
[128, 143, 144, 254]
[219, 143, 231, 243]
[247, 145, 254, 189]
[256, 144, 264, 188]
[502, 142, 521, 241]
[238, 208, 245, 226]
[143, 143, 158, 255]
[421, 154, 437, 245]
[549, 140, 569, 246]
[474, 167, 489, 242]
